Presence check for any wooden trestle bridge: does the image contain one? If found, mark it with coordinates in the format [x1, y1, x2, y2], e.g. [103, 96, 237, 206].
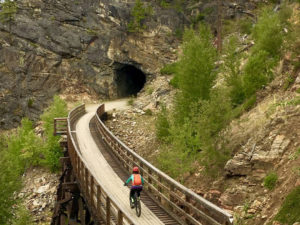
[51, 103, 234, 225]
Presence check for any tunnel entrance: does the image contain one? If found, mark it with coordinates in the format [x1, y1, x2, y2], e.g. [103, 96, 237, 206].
[114, 64, 146, 97]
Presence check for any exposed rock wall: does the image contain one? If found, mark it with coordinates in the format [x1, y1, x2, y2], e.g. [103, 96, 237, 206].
[0, 0, 182, 129]
[0, 0, 258, 129]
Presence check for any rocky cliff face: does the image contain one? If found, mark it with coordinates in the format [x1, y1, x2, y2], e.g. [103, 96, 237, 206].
[0, 0, 258, 129]
[0, 0, 184, 129]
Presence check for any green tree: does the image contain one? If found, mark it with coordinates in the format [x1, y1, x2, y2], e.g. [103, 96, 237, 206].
[222, 36, 245, 106]
[174, 25, 217, 122]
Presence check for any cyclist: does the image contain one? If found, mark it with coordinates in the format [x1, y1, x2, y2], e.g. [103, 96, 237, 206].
[124, 166, 144, 208]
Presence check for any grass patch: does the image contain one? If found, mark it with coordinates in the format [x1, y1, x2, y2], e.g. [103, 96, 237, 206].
[160, 62, 178, 75]
[144, 109, 153, 116]
[264, 172, 278, 190]
[274, 186, 300, 224]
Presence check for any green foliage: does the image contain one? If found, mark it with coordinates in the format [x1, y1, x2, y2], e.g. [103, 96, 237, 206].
[155, 105, 170, 141]
[223, 36, 245, 106]
[12, 206, 33, 225]
[144, 109, 153, 116]
[252, 8, 286, 56]
[159, 0, 170, 8]
[127, 98, 134, 106]
[263, 172, 278, 190]
[40, 95, 68, 171]
[243, 50, 276, 97]
[128, 0, 152, 33]
[27, 98, 34, 108]
[0, 119, 40, 224]
[283, 73, 296, 90]
[242, 95, 257, 111]
[238, 18, 253, 34]
[173, 25, 217, 122]
[0, 0, 17, 23]
[0, 96, 67, 224]
[160, 62, 178, 75]
[274, 186, 300, 224]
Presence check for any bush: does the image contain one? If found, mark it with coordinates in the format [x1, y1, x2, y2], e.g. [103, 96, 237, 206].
[264, 172, 278, 190]
[252, 8, 286, 57]
[242, 95, 257, 111]
[128, 0, 152, 33]
[12, 206, 33, 225]
[223, 36, 245, 106]
[0, 0, 17, 23]
[243, 50, 276, 97]
[274, 186, 300, 224]
[40, 95, 68, 171]
[160, 62, 178, 75]
[238, 18, 253, 34]
[0, 118, 41, 224]
[155, 105, 170, 141]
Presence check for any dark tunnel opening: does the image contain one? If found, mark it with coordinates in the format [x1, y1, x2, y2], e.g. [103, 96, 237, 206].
[115, 64, 146, 97]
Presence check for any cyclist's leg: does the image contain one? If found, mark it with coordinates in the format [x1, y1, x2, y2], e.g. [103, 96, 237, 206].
[137, 188, 142, 198]
[130, 188, 135, 201]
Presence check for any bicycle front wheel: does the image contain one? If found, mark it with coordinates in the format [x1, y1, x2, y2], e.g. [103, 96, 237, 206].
[135, 193, 141, 217]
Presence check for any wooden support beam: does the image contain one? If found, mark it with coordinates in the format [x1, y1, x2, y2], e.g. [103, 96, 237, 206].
[62, 182, 79, 193]
[60, 157, 71, 165]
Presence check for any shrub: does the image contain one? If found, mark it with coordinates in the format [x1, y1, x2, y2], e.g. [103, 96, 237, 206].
[0, 0, 17, 23]
[160, 62, 178, 75]
[243, 95, 256, 111]
[274, 186, 300, 224]
[128, 0, 152, 33]
[243, 50, 276, 97]
[144, 109, 152, 116]
[223, 36, 245, 106]
[155, 105, 170, 141]
[40, 95, 68, 171]
[252, 9, 285, 57]
[238, 18, 253, 34]
[12, 206, 34, 225]
[0, 118, 42, 224]
[264, 172, 278, 190]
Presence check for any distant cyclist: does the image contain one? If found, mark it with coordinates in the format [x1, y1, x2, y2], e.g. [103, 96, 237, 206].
[124, 166, 144, 208]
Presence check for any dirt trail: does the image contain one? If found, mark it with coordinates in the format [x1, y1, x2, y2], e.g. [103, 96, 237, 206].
[75, 99, 164, 225]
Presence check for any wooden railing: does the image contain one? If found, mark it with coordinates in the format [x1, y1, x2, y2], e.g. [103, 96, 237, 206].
[95, 104, 234, 225]
[67, 104, 135, 225]
[54, 117, 68, 136]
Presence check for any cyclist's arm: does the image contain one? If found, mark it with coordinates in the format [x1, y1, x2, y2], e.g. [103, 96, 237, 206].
[141, 175, 145, 185]
[125, 175, 133, 185]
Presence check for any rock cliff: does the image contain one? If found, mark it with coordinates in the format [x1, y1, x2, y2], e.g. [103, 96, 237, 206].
[0, 0, 184, 129]
[0, 0, 257, 129]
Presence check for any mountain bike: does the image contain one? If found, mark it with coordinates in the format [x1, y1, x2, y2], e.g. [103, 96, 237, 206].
[130, 191, 141, 217]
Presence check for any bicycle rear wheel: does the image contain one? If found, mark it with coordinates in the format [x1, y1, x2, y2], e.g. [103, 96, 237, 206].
[134, 192, 141, 217]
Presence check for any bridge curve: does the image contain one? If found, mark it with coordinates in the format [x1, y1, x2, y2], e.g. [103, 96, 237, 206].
[52, 103, 234, 225]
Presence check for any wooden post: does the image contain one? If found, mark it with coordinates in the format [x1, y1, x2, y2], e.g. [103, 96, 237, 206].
[169, 184, 175, 211]
[106, 197, 111, 225]
[117, 210, 123, 225]
[185, 195, 191, 224]
[97, 185, 101, 213]
[158, 175, 162, 203]
[90, 176, 94, 208]
[148, 169, 152, 193]
[85, 168, 89, 196]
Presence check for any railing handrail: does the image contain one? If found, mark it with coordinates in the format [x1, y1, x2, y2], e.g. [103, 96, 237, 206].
[95, 104, 234, 225]
[67, 104, 135, 225]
